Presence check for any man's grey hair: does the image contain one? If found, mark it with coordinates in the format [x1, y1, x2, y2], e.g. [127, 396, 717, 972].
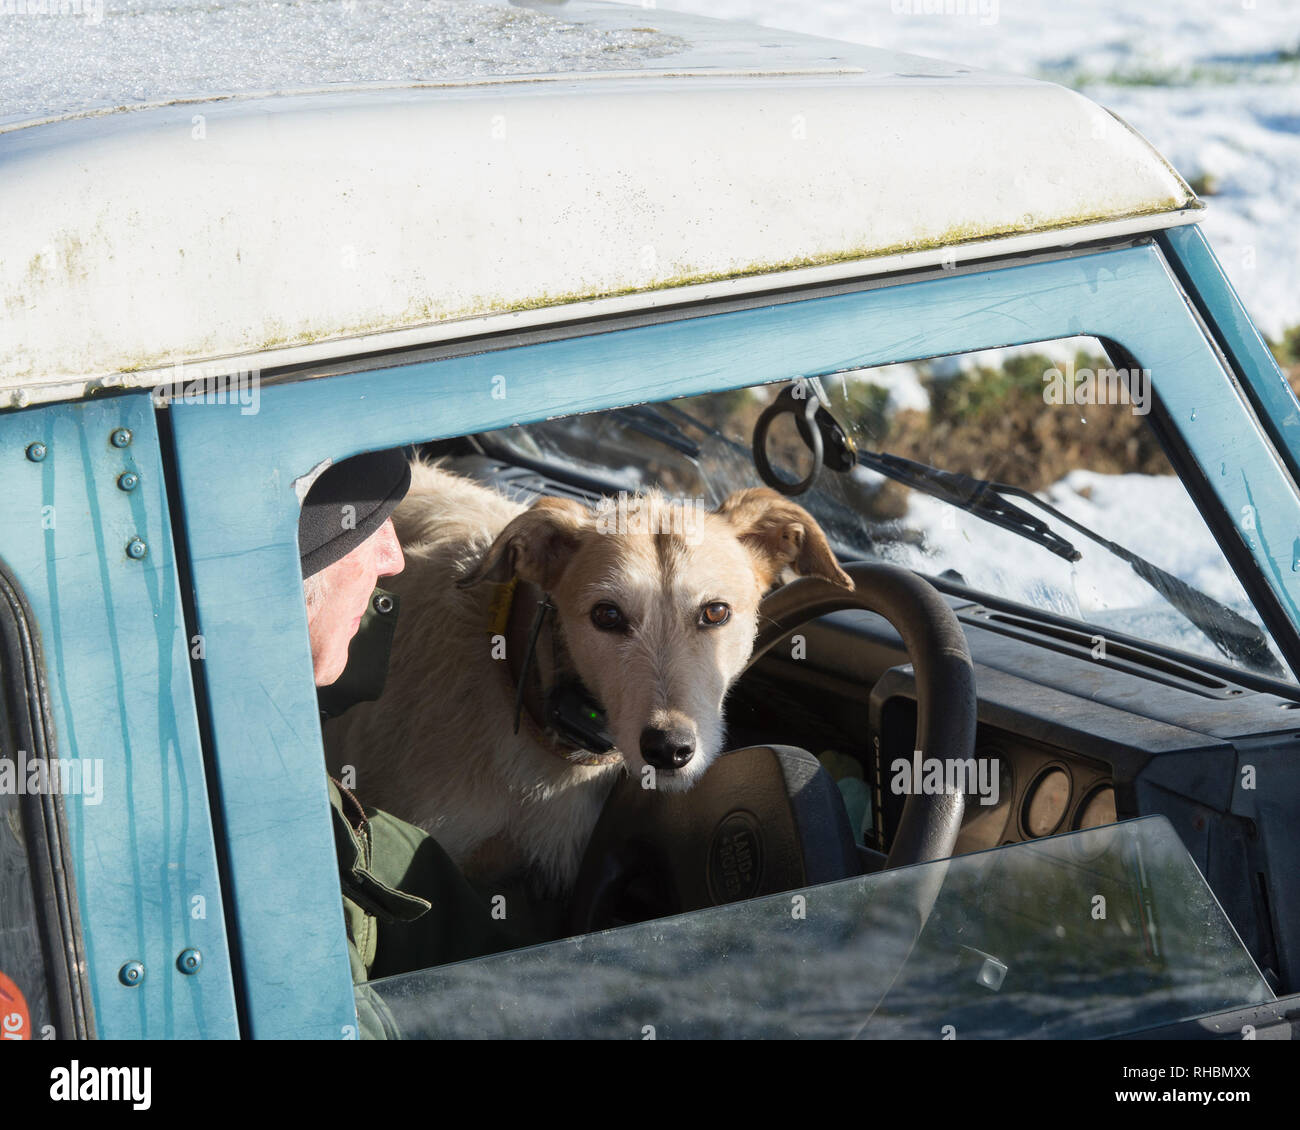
[303, 571, 330, 617]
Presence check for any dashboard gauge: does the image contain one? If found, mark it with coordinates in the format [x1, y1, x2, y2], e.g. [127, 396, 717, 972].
[1022, 767, 1071, 838]
[1075, 785, 1117, 830]
[1070, 784, 1119, 861]
[957, 751, 1014, 853]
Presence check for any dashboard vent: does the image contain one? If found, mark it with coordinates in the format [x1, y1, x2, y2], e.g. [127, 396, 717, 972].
[970, 609, 1243, 697]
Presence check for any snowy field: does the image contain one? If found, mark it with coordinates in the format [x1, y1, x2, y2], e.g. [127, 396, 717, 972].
[670, 0, 1300, 340]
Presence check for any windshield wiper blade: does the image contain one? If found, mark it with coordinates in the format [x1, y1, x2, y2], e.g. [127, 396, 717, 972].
[611, 405, 701, 459]
[855, 447, 1284, 677]
[855, 449, 1082, 563]
[989, 478, 1286, 677]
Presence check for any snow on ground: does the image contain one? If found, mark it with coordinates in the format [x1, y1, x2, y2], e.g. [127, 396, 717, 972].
[829, 362, 932, 413]
[668, 0, 1300, 339]
[676, 0, 1300, 86]
[1099, 83, 1300, 339]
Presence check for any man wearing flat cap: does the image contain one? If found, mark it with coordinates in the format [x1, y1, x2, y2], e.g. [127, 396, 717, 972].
[298, 448, 514, 1037]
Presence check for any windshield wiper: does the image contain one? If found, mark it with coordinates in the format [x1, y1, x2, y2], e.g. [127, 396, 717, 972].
[986, 473, 1287, 678]
[859, 449, 1285, 677]
[611, 405, 701, 459]
[755, 386, 1286, 677]
[855, 450, 1082, 563]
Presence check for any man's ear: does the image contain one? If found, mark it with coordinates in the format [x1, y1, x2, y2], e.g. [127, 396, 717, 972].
[458, 496, 591, 590]
[716, 487, 853, 590]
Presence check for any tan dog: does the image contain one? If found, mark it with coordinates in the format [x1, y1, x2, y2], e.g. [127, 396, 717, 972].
[324, 461, 851, 898]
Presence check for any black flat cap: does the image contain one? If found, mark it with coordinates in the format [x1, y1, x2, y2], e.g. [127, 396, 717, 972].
[299, 448, 411, 578]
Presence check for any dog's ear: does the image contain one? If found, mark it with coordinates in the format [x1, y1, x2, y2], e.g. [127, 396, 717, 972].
[458, 496, 591, 590]
[716, 487, 853, 590]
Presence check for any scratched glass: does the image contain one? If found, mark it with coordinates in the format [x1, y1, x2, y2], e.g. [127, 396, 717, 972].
[360, 816, 1272, 1039]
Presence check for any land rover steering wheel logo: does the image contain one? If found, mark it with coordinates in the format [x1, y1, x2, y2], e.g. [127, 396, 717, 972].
[708, 810, 764, 903]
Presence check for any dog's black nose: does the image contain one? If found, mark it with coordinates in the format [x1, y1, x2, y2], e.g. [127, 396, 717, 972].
[640, 726, 695, 770]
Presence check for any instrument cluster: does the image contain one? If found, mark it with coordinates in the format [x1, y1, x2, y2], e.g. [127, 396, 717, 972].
[954, 735, 1116, 855]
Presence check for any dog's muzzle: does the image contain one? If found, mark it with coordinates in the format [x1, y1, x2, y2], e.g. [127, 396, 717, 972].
[640, 725, 696, 770]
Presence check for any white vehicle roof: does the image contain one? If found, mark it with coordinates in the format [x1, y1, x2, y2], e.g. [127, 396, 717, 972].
[0, 0, 1199, 406]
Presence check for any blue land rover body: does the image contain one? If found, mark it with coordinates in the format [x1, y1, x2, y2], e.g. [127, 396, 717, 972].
[1, 2, 1298, 1040]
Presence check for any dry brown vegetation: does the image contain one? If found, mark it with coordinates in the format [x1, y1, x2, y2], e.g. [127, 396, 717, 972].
[675, 333, 1300, 509]
[882, 380, 1169, 492]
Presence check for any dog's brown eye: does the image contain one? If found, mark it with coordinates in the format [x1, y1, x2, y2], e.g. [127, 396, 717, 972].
[700, 602, 730, 627]
[590, 602, 626, 631]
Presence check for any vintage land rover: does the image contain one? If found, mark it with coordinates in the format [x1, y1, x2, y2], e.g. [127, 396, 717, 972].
[1, 0, 1298, 1040]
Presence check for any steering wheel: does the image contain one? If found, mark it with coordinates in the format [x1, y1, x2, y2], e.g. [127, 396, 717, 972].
[746, 561, 977, 869]
[567, 562, 977, 934]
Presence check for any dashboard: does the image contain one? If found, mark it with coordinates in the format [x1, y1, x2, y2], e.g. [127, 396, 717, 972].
[733, 598, 1300, 997]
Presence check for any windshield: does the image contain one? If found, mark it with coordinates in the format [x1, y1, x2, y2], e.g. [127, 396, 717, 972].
[483, 339, 1294, 684]
[360, 816, 1272, 1038]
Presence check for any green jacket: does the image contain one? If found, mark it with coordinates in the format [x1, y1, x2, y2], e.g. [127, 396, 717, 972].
[328, 777, 519, 1039]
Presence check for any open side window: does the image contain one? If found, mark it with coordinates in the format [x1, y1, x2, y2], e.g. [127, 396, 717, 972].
[0, 560, 93, 1040]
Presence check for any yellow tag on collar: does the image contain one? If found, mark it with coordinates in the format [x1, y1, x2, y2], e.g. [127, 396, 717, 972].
[486, 577, 519, 637]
